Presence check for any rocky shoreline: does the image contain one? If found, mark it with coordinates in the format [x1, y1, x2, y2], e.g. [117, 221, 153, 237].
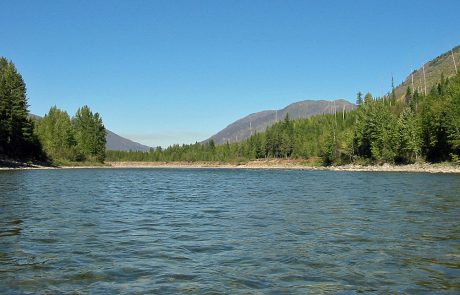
[1, 159, 460, 173]
[106, 160, 460, 173]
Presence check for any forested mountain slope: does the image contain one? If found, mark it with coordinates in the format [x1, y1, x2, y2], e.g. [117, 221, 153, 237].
[394, 45, 460, 100]
[207, 99, 356, 144]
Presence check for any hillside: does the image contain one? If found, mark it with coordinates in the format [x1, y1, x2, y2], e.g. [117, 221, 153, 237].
[206, 46, 459, 146]
[207, 99, 356, 144]
[106, 130, 151, 151]
[394, 45, 459, 100]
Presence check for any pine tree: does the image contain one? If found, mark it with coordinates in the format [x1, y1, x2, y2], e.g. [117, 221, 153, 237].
[0, 57, 42, 159]
[364, 92, 373, 104]
[397, 107, 421, 163]
[280, 113, 293, 158]
[353, 100, 398, 162]
[73, 106, 106, 162]
[356, 92, 363, 105]
[35, 106, 79, 161]
[391, 76, 396, 103]
[405, 86, 413, 107]
[444, 72, 460, 160]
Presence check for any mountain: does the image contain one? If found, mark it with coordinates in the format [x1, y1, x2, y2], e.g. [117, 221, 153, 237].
[207, 46, 460, 146]
[30, 114, 151, 151]
[207, 99, 356, 144]
[105, 130, 151, 151]
[394, 45, 460, 100]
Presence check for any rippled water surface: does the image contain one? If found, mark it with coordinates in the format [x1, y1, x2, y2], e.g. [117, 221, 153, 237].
[0, 169, 459, 294]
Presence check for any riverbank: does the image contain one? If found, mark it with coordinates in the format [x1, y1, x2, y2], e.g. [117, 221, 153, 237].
[1, 159, 460, 173]
[0, 158, 51, 170]
[106, 160, 460, 173]
[0, 158, 106, 170]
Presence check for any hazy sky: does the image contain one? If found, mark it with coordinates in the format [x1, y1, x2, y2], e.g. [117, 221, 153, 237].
[1, 0, 459, 147]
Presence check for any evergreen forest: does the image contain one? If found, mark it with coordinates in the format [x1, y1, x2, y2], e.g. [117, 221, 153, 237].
[0, 57, 106, 165]
[1, 55, 459, 167]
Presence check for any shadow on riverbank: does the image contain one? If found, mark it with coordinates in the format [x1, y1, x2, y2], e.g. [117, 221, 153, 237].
[0, 158, 52, 170]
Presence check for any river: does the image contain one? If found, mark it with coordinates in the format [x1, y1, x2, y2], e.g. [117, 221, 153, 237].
[0, 169, 459, 293]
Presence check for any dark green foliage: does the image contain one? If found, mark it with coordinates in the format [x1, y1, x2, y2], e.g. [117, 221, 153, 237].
[264, 114, 294, 158]
[391, 76, 396, 103]
[420, 73, 460, 162]
[0, 58, 43, 160]
[73, 106, 106, 162]
[396, 107, 421, 163]
[353, 99, 399, 162]
[356, 92, 363, 105]
[0, 56, 107, 164]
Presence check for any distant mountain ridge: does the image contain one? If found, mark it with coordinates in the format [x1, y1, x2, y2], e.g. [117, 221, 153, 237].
[208, 46, 460, 145]
[207, 99, 356, 144]
[105, 130, 151, 151]
[31, 114, 151, 151]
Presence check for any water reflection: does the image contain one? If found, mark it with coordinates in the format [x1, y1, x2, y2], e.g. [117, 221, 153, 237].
[0, 220, 23, 237]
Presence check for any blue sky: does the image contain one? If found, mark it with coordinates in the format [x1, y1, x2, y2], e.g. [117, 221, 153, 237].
[1, 0, 459, 147]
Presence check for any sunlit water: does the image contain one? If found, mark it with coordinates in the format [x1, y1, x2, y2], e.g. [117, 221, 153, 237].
[0, 169, 459, 294]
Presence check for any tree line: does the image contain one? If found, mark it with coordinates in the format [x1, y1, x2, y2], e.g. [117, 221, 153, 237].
[2, 55, 459, 166]
[0, 58, 43, 160]
[0, 57, 106, 164]
[35, 106, 106, 163]
[107, 72, 460, 165]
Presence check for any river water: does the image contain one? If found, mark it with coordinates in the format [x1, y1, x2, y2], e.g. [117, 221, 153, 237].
[0, 169, 459, 294]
